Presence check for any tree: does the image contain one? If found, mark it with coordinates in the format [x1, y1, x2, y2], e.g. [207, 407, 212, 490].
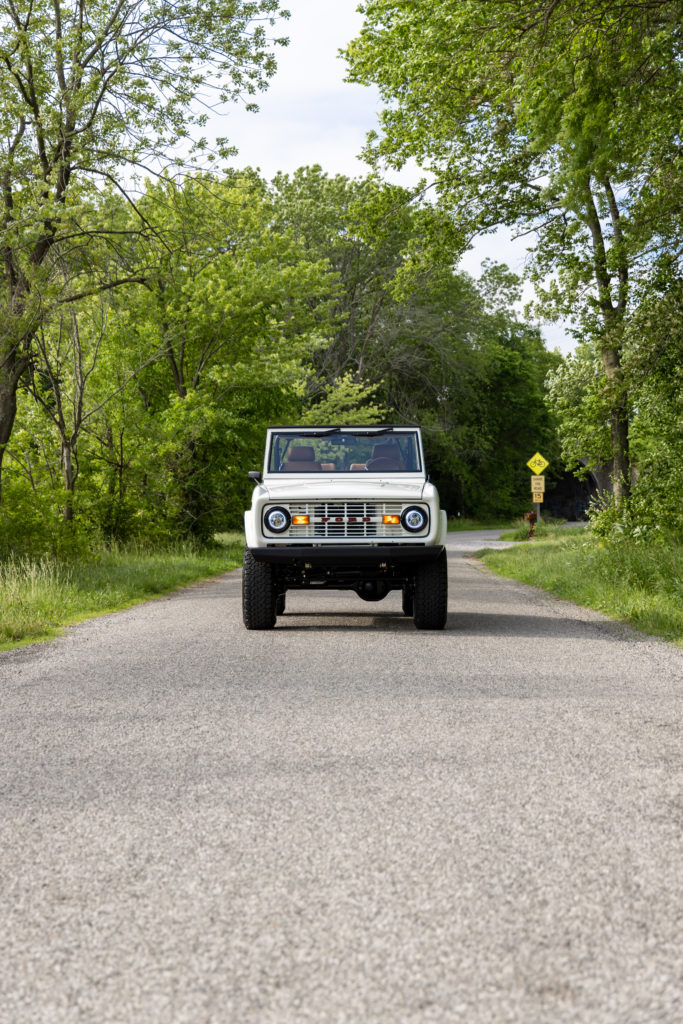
[299, 371, 386, 425]
[346, 0, 683, 504]
[0, 0, 288, 499]
[27, 303, 109, 522]
[88, 172, 334, 538]
[547, 275, 683, 537]
[1, 164, 562, 549]
[271, 167, 560, 516]
[270, 166, 466, 402]
[1, 169, 336, 542]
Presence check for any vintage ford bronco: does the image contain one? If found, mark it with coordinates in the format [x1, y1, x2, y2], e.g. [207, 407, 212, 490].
[242, 426, 448, 630]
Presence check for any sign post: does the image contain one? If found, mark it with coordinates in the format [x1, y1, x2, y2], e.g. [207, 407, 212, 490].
[526, 454, 550, 525]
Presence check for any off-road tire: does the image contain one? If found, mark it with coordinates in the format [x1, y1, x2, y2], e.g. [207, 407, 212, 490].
[275, 593, 286, 616]
[401, 586, 414, 617]
[413, 549, 448, 630]
[242, 548, 276, 629]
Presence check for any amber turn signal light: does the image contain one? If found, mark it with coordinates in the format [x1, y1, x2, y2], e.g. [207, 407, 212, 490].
[292, 515, 310, 525]
[382, 514, 401, 525]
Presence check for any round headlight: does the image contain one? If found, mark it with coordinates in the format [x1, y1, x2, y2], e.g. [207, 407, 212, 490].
[265, 506, 291, 533]
[401, 506, 427, 532]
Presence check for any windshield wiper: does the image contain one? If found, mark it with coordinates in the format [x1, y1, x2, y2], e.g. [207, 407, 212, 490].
[286, 426, 396, 438]
[298, 427, 344, 437]
[349, 427, 395, 436]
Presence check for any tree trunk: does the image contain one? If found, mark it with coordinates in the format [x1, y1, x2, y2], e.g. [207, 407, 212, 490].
[583, 182, 631, 503]
[0, 263, 37, 503]
[0, 357, 24, 504]
[61, 443, 76, 522]
[601, 344, 630, 503]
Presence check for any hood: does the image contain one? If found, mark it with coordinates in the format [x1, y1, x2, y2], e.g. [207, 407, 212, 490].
[261, 474, 427, 502]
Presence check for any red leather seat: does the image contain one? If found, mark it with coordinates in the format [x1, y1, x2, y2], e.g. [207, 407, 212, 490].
[281, 445, 322, 472]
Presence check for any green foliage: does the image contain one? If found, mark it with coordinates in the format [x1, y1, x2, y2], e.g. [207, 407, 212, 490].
[1, 0, 679, 577]
[299, 372, 385, 425]
[418, 308, 561, 518]
[0, 0, 290, 506]
[2, 165, 562, 554]
[0, 476, 90, 560]
[347, 1, 682, 285]
[346, 0, 683, 512]
[546, 345, 613, 470]
[547, 279, 683, 537]
[53, 173, 333, 539]
[0, 1, 286, 187]
[272, 167, 560, 517]
[622, 279, 683, 534]
[588, 491, 674, 546]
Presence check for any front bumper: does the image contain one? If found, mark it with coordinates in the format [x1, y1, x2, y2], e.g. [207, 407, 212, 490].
[249, 544, 444, 565]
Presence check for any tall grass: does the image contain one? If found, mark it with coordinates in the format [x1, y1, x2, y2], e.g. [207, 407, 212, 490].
[1, 556, 71, 644]
[498, 517, 571, 541]
[448, 516, 520, 532]
[480, 531, 683, 646]
[0, 535, 244, 650]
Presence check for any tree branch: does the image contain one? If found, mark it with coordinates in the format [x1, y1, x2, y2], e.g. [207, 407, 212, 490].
[602, 176, 629, 313]
[56, 276, 148, 304]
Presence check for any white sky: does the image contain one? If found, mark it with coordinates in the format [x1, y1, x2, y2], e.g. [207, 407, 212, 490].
[214, 0, 573, 354]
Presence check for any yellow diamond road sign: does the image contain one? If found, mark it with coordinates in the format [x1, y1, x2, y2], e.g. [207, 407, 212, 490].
[527, 452, 549, 474]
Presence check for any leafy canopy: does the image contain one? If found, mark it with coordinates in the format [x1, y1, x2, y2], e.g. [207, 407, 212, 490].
[346, 0, 683, 324]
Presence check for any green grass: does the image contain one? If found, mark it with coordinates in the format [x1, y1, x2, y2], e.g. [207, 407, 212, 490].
[0, 534, 244, 651]
[498, 517, 572, 541]
[448, 516, 520, 532]
[479, 531, 683, 646]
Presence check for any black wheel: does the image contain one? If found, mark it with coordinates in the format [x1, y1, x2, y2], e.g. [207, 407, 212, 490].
[242, 548, 276, 630]
[413, 549, 448, 630]
[402, 586, 414, 617]
[275, 593, 286, 616]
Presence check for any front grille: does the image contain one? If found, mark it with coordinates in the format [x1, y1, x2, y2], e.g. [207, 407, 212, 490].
[266, 501, 425, 540]
[313, 501, 380, 538]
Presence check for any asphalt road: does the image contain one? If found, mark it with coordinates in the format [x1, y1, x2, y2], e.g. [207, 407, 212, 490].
[1, 530, 682, 1024]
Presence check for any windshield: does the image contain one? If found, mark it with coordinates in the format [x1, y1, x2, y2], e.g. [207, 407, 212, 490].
[267, 429, 422, 474]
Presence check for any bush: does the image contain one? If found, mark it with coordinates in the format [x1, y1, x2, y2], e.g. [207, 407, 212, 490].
[0, 481, 92, 560]
[588, 491, 666, 545]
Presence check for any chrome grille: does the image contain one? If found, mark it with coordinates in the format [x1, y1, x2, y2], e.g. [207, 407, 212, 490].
[266, 501, 422, 539]
[313, 501, 379, 538]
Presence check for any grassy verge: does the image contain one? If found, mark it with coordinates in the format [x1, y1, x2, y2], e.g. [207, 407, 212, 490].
[0, 534, 244, 651]
[448, 516, 520, 532]
[479, 531, 683, 646]
[498, 517, 573, 541]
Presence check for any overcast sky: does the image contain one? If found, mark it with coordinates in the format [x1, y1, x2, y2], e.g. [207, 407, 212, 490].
[214, 0, 573, 354]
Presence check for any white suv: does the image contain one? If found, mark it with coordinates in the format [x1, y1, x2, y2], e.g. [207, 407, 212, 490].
[242, 426, 448, 629]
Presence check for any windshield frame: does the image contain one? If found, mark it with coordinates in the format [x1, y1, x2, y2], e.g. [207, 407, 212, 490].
[264, 426, 425, 476]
